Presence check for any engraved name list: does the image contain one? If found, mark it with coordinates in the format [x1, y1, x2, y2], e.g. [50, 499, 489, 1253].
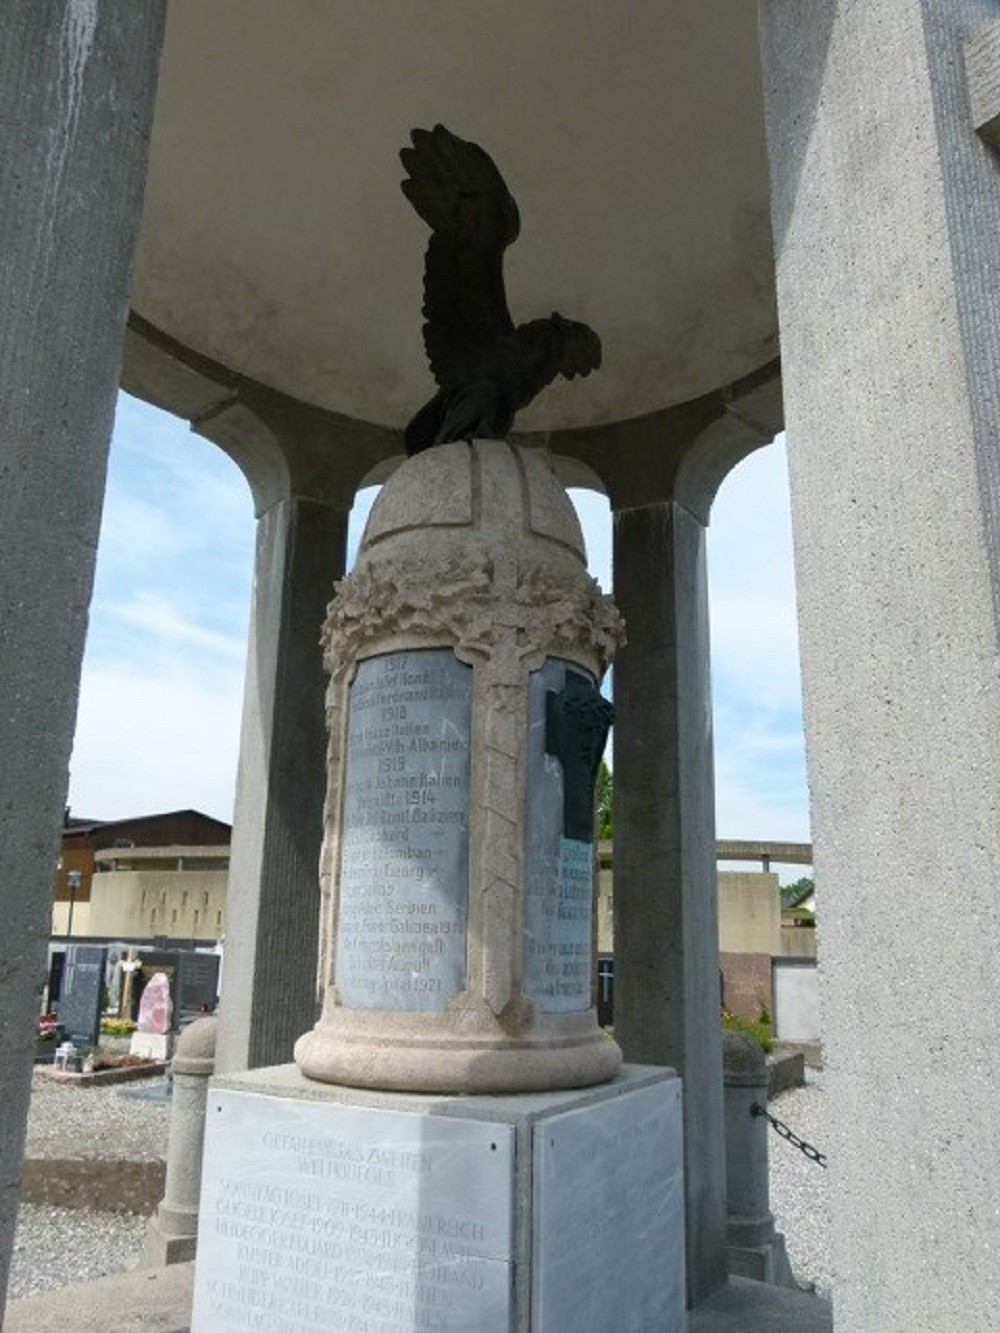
[334, 651, 473, 1011]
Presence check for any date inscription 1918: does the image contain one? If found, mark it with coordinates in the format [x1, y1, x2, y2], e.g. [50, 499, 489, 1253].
[334, 651, 472, 1011]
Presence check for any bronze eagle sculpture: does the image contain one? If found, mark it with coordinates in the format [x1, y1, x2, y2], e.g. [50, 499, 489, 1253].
[400, 124, 602, 455]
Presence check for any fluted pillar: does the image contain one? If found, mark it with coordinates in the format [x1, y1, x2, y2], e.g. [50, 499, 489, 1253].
[759, 3, 1000, 1327]
[612, 495, 726, 1305]
[0, 1, 165, 1308]
[545, 375, 782, 1308]
[193, 391, 388, 1074]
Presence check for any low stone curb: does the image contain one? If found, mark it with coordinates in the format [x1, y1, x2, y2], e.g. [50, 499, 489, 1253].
[766, 1050, 805, 1100]
[33, 1061, 168, 1088]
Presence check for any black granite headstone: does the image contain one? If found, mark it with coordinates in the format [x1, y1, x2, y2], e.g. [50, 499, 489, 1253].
[47, 950, 66, 1009]
[58, 944, 108, 1047]
[176, 951, 220, 1020]
[131, 949, 219, 1030]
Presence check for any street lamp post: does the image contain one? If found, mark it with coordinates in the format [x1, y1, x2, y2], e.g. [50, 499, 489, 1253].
[66, 870, 81, 939]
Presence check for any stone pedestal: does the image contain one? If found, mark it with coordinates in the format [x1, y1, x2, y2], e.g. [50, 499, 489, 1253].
[722, 1033, 796, 1289]
[295, 441, 623, 1093]
[191, 1063, 685, 1333]
[144, 1017, 218, 1266]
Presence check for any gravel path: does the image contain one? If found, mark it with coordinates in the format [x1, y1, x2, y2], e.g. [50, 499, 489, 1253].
[8, 1067, 831, 1306]
[8, 1072, 170, 1301]
[24, 1071, 171, 1162]
[768, 1069, 831, 1296]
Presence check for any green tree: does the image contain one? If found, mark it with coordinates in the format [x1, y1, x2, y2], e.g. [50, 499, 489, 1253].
[780, 876, 815, 909]
[596, 760, 613, 840]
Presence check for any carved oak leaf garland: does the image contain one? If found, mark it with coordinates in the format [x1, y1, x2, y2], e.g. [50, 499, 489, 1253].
[321, 556, 624, 681]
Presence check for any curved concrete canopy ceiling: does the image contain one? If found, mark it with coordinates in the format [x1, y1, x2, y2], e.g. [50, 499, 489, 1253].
[132, 0, 777, 436]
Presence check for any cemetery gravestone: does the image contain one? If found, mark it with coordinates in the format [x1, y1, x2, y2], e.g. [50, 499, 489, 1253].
[58, 944, 107, 1048]
[132, 950, 179, 1026]
[175, 951, 221, 1021]
[46, 949, 66, 1009]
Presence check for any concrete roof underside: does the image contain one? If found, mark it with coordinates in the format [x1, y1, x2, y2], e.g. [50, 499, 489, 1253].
[123, 1, 784, 485]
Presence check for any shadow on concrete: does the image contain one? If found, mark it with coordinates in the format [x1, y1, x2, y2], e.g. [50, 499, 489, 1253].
[5, 1265, 832, 1333]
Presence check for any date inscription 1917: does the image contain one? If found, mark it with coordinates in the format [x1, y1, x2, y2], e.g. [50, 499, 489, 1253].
[334, 651, 472, 1011]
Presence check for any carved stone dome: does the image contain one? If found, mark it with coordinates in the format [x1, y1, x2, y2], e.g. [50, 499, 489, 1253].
[363, 438, 585, 565]
[323, 439, 622, 680]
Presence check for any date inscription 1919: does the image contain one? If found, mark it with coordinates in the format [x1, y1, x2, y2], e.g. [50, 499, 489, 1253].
[334, 651, 472, 1012]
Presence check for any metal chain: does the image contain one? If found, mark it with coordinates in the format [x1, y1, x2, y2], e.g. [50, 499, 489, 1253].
[751, 1102, 828, 1169]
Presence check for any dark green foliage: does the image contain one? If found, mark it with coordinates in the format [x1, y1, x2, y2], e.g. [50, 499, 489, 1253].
[722, 1003, 774, 1053]
[781, 876, 815, 909]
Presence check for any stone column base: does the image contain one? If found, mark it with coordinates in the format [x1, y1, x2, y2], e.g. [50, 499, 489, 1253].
[294, 1006, 621, 1094]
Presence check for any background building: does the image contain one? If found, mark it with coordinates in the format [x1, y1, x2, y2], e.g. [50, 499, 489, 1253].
[54, 810, 230, 941]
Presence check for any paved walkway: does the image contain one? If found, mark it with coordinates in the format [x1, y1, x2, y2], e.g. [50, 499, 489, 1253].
[6, 1265, 832, 1332]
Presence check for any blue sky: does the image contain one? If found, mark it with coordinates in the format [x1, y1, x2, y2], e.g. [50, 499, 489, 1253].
[68, 393, 810, 868]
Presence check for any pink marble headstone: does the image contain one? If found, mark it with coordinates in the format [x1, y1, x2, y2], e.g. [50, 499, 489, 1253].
[137, 972, 172, 1034]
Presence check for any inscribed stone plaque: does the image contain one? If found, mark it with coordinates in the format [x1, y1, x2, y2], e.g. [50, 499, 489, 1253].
[523, 660, 596, 1012]
[335, 650, 472, 1011]
[58, 945, 108, 1047]
[191, 1090, 513, 1333]
[532, 1079, 686, 1331]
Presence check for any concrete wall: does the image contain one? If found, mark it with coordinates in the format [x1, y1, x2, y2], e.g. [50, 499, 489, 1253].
[88, 869, 228, 941]
[780, 926, 817, 959]
[717, 871, 781, 954]
[772, 959, 820, 1043]
[598, 861, 792, 958]
[51, 903, 93, 937]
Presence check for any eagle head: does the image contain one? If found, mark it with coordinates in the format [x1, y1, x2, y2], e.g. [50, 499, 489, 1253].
[550, 313, 602, 380]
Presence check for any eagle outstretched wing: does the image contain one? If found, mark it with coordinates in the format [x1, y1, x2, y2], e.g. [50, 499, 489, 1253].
[400, 125, 519, 390]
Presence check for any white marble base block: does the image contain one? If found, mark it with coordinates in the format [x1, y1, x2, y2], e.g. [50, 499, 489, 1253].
[191, 1063, 685, 1333]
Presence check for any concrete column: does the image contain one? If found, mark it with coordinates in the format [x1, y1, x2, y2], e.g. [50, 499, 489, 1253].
[612, 499, 727, 1305]
[0, 1, 164, 1310]
[216, 490, 350, 1073]
[171, 382, 393, 1078]
[759, 2, 1000, 1327]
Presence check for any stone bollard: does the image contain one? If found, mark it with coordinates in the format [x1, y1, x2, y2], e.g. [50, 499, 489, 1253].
[722, 1030, 798, 1287]
[143, 1016, 217, 1266]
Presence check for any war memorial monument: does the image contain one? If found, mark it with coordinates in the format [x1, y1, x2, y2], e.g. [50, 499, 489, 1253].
[186, 125, 685, 1333]
[5, 5, 1000, 1331]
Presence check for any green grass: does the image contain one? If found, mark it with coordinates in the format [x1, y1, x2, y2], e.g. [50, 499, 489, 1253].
[721, 1005, 774, 1053]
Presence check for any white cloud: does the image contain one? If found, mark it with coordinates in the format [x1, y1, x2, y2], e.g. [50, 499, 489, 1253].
[104, 591, 247, 661]
[68, 659, 245, 823]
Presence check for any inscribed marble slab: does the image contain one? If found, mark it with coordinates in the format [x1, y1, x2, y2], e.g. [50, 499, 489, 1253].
[335, 650, 472, 1011]
[192, 1089, 514, 1333]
